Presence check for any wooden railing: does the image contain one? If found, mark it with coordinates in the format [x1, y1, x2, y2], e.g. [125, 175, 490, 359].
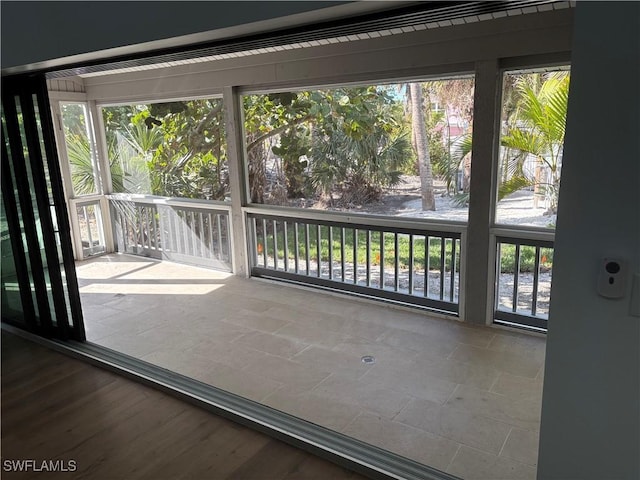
[69, 197, 107, 259]
[246, 207, 465, 314]
[493, 228, 554, 331]
[108, 194, 232, 272]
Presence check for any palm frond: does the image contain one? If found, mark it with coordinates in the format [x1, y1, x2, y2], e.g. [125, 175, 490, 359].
[498, 174, 533, 200]
[453, 133, 473, 161]
[65, 135, 97, 195]
[501, 128, 546, 158]
[123, 121, 163, 155]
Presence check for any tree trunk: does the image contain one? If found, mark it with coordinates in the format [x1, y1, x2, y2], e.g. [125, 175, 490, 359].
[246, 135, 266, 203]
[462, 152, 472, 193]
[533, 159, 543, 209]
[409, 83, 435, 211]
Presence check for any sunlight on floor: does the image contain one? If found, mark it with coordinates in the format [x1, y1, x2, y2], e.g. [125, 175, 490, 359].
[79, 282, 225, 295]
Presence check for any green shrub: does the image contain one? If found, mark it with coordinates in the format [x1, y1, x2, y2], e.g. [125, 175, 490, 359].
[498, 244, 554, 274]
[256, 224, 460, 272]
[255, 224, 553, 275]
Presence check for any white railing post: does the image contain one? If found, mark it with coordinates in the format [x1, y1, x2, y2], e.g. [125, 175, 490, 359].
[464, 59, 502, 325]
[457, 228, 468, 321]
[223, 86, 250, 277]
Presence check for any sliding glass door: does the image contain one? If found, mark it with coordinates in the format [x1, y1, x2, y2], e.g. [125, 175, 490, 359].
[1, 74, 85, 340]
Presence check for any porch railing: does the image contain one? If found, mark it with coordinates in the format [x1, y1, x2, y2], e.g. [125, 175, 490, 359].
[494, 230, 554, 331]
[69, 197, 107, 259]
[108, 195, 232, 272]
[246, 207, 464, 314]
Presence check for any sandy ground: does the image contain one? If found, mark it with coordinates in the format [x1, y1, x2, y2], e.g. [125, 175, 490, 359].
[379, 175, 557, 228]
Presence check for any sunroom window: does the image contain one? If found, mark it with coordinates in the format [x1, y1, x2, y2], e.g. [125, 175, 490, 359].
[495, 67, 570, 229]
[60, 102, 100, 196]
[492, 66, 570, 331]
[102, 98, 228, 201]
[101, 97, 232, 270]
[243, 77, 475, 222]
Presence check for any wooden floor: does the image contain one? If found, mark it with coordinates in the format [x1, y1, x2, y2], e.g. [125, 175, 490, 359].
[1, 331, 367, 480]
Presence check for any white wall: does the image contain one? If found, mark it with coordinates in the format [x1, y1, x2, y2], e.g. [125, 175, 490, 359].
[537, 2, 639, 479]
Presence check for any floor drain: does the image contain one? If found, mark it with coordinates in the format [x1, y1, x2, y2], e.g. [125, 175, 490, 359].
[361, 355, 376, 365]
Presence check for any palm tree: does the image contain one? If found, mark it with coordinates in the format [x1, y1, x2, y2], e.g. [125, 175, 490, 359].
[500, 73, 569, 213]
[65, 134, 125, 194]
[408, 82, 436, 210]
[310, 119, 411, 206]
[110, 120, 163, 195]
[309, 87, 411, 206]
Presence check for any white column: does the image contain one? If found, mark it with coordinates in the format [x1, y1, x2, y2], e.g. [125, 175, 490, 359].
[223, 86, 250, 277]
[463, 59, 502, 325]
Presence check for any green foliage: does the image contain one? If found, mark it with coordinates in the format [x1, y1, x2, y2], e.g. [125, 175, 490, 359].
[65, 133, 96, 195]
[309, 88, 412, 205]
[148, 102, 187, 116]
[497, 174, 532, 201]
[500, 73, 570, 208]
[124, 118, 163, 155]
[64, 132, 124, 195]
[432, 130, 472, 197]
[451, 192, 470, 207]
[273, 128, 311, 198]
[244, 86, 413, 206]
[257, 226, 553, 276]
[98, 79, 477, 208]
[257, 225, 460, 271]
[60, 104, 87, 136]
[60, 103, 96, 195]
[103, 98, 228, 200]
[499, 244, 554, 273]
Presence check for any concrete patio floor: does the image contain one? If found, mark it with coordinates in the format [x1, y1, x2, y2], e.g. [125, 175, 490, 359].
[78, 253, 545, 480]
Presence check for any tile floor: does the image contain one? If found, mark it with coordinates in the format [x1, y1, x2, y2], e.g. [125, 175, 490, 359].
[78, 254, 545, 480]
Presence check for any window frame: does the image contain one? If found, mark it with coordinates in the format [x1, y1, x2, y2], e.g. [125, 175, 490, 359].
[98, 93, 231, 203]
[239, 72, 477, 226]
